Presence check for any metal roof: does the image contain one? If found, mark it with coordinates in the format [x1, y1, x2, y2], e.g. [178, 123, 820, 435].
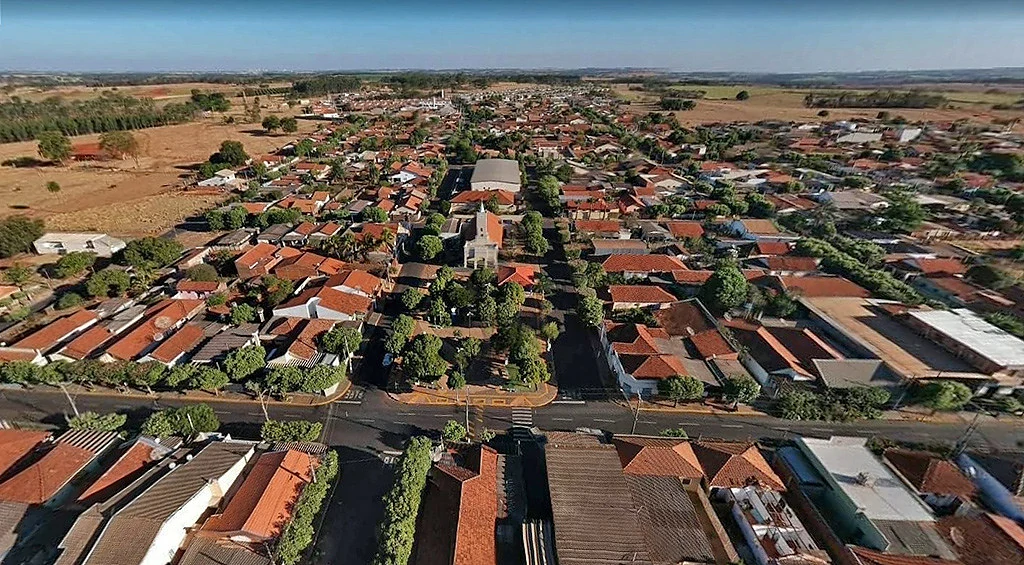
[908, 309, 1024, 368]
[470, 159, 521, 186]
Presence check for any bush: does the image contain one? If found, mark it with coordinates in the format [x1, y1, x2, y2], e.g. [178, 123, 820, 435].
[141, 404, 219, 438]
[54, 252, 96, 278]
[371, 437, 432, 565]
[917, 381, 972, 412]
[0, 216, 44, 259]
[56, 292, 84, 310]
[67, 411, 126, 432]
[120, 237, 184, 269]
[261, 419, 323, 443]
[187, 264, 219, 282]
[442, 420, 467, 444]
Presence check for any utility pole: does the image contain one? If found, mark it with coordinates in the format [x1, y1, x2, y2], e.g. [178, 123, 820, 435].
[464, 387, 471, 434]
[58, 382, 80, 418]
[630, 391, 642, 434]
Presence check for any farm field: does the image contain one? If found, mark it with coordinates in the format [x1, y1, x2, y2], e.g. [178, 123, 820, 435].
[611, 83, 1024, 129]
[0, 97, 316, 237]
[2, 81, 291, 104]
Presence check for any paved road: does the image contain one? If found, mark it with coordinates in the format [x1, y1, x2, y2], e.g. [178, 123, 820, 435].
[2, 387, 1021, 455]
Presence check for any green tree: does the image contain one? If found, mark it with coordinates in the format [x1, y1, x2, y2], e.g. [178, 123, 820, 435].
[214, 140, 248, 167]
[918, 381, 973, 412]
[45, 180, 61, 197]
[416, 235, 443, 261]
[2, 263, 34, 290]
[361, 205, 389, 223]
[447, 372, 466, 390]
[54, 251, 96, 278]
[223, 344, 266, 381]
[442, 420, 467, 444]
[142, 404, 219, 438]
[401, 288, 426, 311]
[320, 325, 362, 359]
[0, 216, 44, 258]
[429, 297, 452, 327]
[68, 411, 127, 432]
[736, 90, 750, 101]
[262, 115, 281, 133]
[190, 366, 230, 395]
[280, 117, 298, 133]
[700, 263, 749, 313]
[724, 376, 761, 406]
[121, 237, 184, 269]
[658, 375, 705, 407]
[881, 190, 927, 232]
[230, 303, 257, 325]
[539, 321, 560, 343]
[85, 268, 131, 297]
[187, 263, 219, 282]
[577, 295, 604, 327]
[98, 131, 141, 166]
[403, 334, 447, 383]
[260, 419, 323, 442]
[37, 130, 72, 163]
[56, 292, 84, 310]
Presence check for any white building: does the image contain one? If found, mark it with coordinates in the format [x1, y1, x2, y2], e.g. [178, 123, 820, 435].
[33, 233, 126, 258]
[469, 158, 521, 192]
[723, 486, 829, 565]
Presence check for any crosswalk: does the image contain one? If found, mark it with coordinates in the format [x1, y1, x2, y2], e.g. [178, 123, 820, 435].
[510, 408, 534, 441]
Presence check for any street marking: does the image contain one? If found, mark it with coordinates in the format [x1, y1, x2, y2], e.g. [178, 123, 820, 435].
[721, 424, 744, 428]
[246, 412, 263, 417]
[551, 417, 573, 422]
[398, 412, 416, 416]
[593, 418, 616, 423]
[639, 420, 657, 424]
[336, 400, 362, 405]
[393, 421, 411, 425]
[356, 418, 375, 423]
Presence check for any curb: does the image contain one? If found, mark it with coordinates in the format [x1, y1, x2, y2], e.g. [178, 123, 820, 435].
[15, 380, 352, 409]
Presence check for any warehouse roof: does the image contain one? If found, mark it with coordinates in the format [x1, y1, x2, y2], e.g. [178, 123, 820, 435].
[470, 158, 520, 186]
[907, 309, 1024, 368]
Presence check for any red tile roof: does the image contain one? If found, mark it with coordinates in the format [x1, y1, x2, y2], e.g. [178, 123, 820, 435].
[849, 546, 961, 565]
[936, 514, 1024, 565]
[692, 441, 784, 491]
[497, 265, 538, 288]
[203, 450, 315, 541]
[0, 430, 50, 479]
[148, 323, 206, 364]
[60, 325, 114, 360]
[663, 221, 705, 239]
[902, 258, 966, 275]
[687, 329, 737, 360]
[78, 441, 156, 504]
[602, 254, 688, 273]
[776, 275, 870, 298]
[13, 310, 98, 351]
[754, 241, 791, 256]
[326, 269, 382, 296]
[574, 220, 623, 235]
[883, 449, 977, 500]
[278, 286, 372, 317]
[764, 256, 819, 272]
[613, 437, 704, 478]
[103, 300, 204, 361]
[451, 190, 515, 205]
[0, 442, 95, 504]
[287, 319, 336, 361]
[608, 285, 678, 305]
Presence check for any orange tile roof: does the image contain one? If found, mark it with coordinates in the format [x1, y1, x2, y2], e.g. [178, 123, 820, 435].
[203, 450, 314, 541]
[78, 441, 155, 504]
[279, 286, 372, 317]
[148, 324, 206, 364]
[936, 514, 1024, 565]
[692, 442, 784, 491]
[0, 442, 95, 504]
[620, 353, 689, 380]
[0, 430, 50, 479]
[496, 264, 538, 288]
[451, 190, 515, 205]
[738, 219, 780, 235]
[613, 437, 704, 478]
[176, 280, 221, 293]
[602, 254, 688, 273]
[326, 269, 382, 295]
[608, 285, 677, 305]
[60, 325, 114, 360]
[883, 449, 977, 500]
[902, 258, 966, 275]
[103, 300, 203, 361]
[287, 319, 336, 361]
[0, 347, 41, 362]
[777, 275, 870, 298]
[574, 220, 623, 235]
[687, 329, 737, 360]
[754, 241, 791, 256]
[764, 256, 819, 272]
[849, 546, 960, 565]
[13, 310, 98, 351]
[663, 221, 705, 239]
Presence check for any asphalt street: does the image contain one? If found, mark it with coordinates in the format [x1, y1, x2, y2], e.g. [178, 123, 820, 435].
[1, 386, 1021, 456]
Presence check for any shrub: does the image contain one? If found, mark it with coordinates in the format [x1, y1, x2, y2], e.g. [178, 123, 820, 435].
[371, 437, 432, 565]
[275, 450, 339, 565]
[67, 411, 126, 432]
[56, 292, 84, 310]
[261, 419, 323, 442]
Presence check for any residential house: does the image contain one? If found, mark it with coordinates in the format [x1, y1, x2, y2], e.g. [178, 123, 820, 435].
[33, 233, 126, 258]
[265, 318, 340, 368]
[601, 254, 688, 281]
[601, 321, 718, 397]
[234, 244, 302, 280]
[496, 264, 538, 289]
[12, 310, 99, 354]
[99, 300, 205, 362]
[606, 285, 678, 310]
[727, 219, 799, 242]
[272, 285, 372, 321]
[139, 323, 207, 366]
[723, 320, 843, 387]
[882, 449, 978, 514]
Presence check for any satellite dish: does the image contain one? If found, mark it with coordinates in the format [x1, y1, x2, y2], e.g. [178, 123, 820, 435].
[153, 316, 173, 330]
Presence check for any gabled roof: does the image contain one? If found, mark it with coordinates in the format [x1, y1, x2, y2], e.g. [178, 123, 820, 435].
[60, 325, 114, 360]
[602, 254, 688, 273]
[450, 190, 515, 205]
[103, 300, 204, 361]
[148, 323, 206, 364]
[849, 546, 961, 565]
[607, 285, 677, 305]
[286, 319, 336, 361]
[78, 440, 160, 505]
[692, 441, 784, 490]
[277, 285, 372, 317]
[613, 437, 704, 478]
[0, 442, 95, 504]
[13, 310, 98, 351]
[0, 430, 50, 480]
[936, 514, 1024, 565]
[573, 220, 623, 235]
[496, 264, 538, 287]
[687, 329, 737, 360]
[900, 258, 966, 275]
[325, 269, 382, 295]
[777, 275, 870, 298]
[202, 450, 314, 541]
[883, 449, 976, 500]
[654, 300, 716, 336]
[663, 221, 705, 239]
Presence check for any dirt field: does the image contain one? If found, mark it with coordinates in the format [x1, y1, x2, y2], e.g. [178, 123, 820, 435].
[0, 102, 317, 237]
[612, 83, 1024, 129]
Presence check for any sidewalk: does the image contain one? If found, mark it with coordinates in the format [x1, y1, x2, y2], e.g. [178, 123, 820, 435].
[15, 380, 352, 408]
[626, 398, 770, 416]
[390, 382, 557, 407]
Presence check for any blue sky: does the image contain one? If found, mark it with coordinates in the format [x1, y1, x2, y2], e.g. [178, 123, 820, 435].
[1, 0, 1023, 72]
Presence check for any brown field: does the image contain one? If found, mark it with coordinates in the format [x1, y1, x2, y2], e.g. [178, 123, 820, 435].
[0, 101, 318, 238]
[611, 83, 1024, 130]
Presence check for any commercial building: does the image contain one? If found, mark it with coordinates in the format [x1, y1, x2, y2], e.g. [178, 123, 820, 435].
[33, 233, 126, 258]
[469, 159, 521, 192]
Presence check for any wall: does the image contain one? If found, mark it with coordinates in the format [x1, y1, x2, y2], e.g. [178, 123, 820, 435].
[772, 455, 858, 565]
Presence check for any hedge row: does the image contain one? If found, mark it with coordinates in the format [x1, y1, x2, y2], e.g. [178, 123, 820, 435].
[371, 437, 433, 565]
[275, 450, 340, 565]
